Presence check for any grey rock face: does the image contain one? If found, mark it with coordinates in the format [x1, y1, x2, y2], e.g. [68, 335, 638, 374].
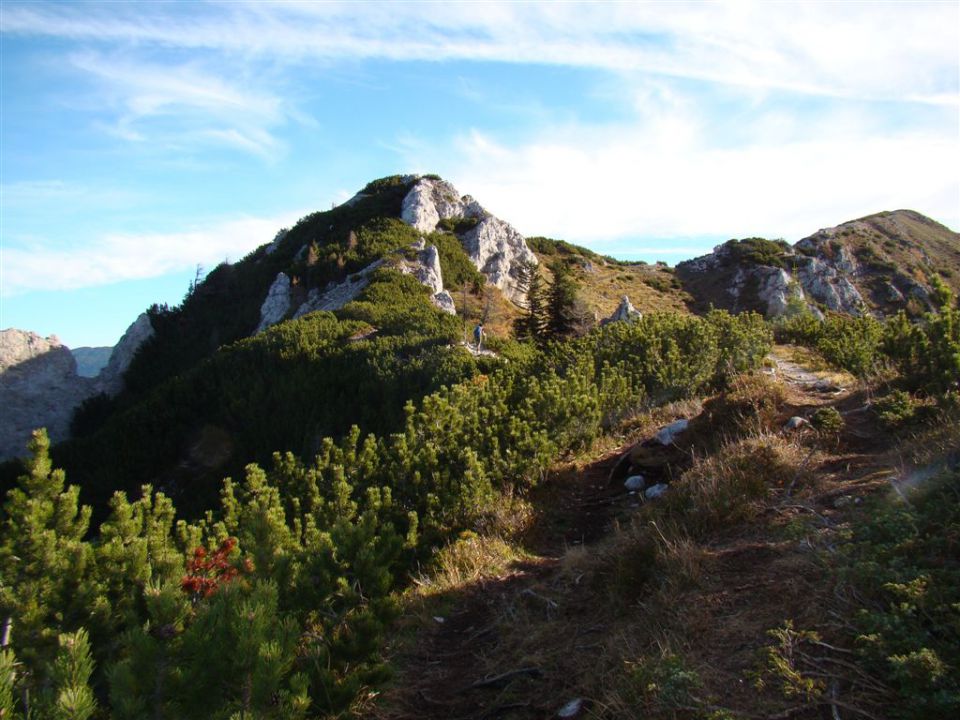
[756, 267, 803, 317]
[397, 241, 457, 315]
[0, 330, 95, 459]
[401, 177, 537, 305]
[96, 312, 155, 397]
[400, 177, 484, 234]
[644, 483, 669, 500]
[255, 272, 293, 333]
[460, 216, 539, 304]
[71, 346, 112, 377]
[794, 257, 865, 315]
[293, 259, 385, 319]
[605, 295, 642, 324]
[654, 418, 689, 446]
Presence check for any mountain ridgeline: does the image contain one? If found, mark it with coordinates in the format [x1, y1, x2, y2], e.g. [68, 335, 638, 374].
[676, 210, 960, 319]
[1, 174, 958, 719]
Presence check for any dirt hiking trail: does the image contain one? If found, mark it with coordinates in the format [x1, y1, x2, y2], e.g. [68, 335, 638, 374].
[374, 348, 909, 720]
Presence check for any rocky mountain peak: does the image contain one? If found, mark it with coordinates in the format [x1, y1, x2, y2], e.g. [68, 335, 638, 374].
[400, 176, 538, 304]
[676, 210, 957, 319]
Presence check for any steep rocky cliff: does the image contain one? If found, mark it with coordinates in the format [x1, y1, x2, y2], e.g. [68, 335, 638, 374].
[0, 313, 154, 460]
[400, 176, 538, 303]
[676, 210, 959, 318]
[0, 330, 94, 459]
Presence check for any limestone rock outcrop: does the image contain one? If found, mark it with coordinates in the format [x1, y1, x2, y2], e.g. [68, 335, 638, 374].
[96, 312, 155, 396]
[281, 240, 458, 326]
[400, 177, 538, 305]
[71, 346, 112, 377]
[256, 272, 293, 333]
[293, 259, 385, 319]
[0, 312, 155, 460]
[460, 216, 538, 304]
[397, 241, 457, 315]
[0, 330, 95, 459]
[604, 296, 642, 324]
[401, 177, 484, 234]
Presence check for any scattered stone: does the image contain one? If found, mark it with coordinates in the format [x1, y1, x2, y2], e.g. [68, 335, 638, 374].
[783, 416, 811, 431]
[654, 419, 689, 445]
[433, 616, 445, 624]
[814, 379, 844, 393]
[557, 698, 584, 718]
[644, 483, 669, 501]
[624, 475, 646, 492]
[834, 496, 853, 508]
[604, 295, 642, 324]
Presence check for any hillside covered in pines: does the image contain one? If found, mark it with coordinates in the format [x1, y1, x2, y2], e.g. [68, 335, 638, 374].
[1, 174, 958, 720]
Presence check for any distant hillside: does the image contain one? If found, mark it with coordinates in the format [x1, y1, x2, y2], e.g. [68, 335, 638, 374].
[526, 237, 691, 321]
[70, 346, 112, 377]
[676, 210, 959, 318]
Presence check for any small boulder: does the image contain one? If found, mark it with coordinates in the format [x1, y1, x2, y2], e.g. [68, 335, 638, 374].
[604, 295, 642, 324]
[624, 475, 646, 492]
[655, 419, 689, 446]
[557, 698, 584, 718]
[644, 483, 669, 501]
[783, 416, 811, 431]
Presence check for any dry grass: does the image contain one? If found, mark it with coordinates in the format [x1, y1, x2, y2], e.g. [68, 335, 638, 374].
[415, 532, 532, 595]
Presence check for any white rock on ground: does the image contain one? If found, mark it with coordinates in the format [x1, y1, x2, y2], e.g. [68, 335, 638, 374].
[783, 416, 811, 431]
[644, 483, 669, 500]
[624, 475, 646, 491]
[605, 295, 642, 324]
[654, 418, 689, 446]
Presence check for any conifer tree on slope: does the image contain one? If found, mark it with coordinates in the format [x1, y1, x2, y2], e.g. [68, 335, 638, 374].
[513, 260, 548, 342]
[546, 260, 579, 339]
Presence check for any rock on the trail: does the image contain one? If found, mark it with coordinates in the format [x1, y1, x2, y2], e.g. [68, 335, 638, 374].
[783, 416, 811, 431]
[655, 418, 689, 445]
[644, 483, 669, 500]
[557, 698, 584, 718]
[624, 475, 646, 492]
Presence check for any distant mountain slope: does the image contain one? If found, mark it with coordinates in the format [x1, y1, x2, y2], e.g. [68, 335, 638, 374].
[71, 346, 112, 377]
[526, 237, 691, 321]
[676, 210, 959, 318]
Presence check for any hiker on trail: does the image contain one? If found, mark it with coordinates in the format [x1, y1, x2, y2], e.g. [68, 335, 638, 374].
[473, 322, 485, 352]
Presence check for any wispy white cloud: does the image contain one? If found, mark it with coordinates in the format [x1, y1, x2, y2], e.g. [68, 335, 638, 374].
[2, 211, 306, 296]
[431, 111, 959, 247]
[3, 1, 956, 105]
[63, 52, 292, 157]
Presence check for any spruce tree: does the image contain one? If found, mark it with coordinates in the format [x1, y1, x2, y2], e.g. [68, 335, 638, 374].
[513, 260, 547, 342]
[0, 429, 98, 681]
[546, 260, 579, 339]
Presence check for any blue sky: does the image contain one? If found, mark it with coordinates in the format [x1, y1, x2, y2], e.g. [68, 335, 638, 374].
[2, 1, 958, 348]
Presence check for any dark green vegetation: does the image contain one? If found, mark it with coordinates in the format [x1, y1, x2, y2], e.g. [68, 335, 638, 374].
[722, 237, 793, 269]
[841, 468, 960, 719]
[776, 276, 960, 390]
[2, 176, 957, 719]
[0, 305, 773, 717]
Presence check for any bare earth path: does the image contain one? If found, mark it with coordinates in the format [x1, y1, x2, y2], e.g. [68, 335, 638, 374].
[375, 349, 903, 720]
